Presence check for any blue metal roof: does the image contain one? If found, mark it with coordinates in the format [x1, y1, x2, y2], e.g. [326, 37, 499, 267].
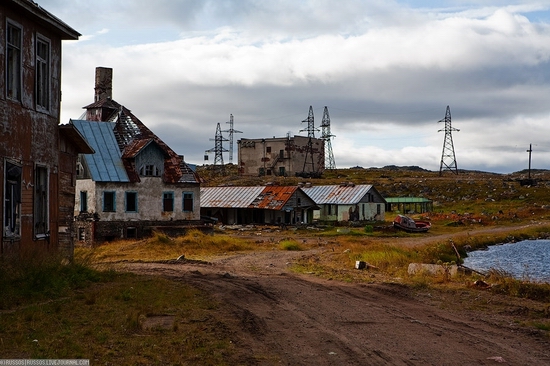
[71, 119, 130, 182]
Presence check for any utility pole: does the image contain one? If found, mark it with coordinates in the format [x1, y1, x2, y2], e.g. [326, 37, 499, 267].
[222, 114, 242, 164]
[320, 106, 336, 170]
[527, 143, 533, 180]
[204, 122, 228, 174]
[300, 106, 319, 176]
[438, 105, 459, 176]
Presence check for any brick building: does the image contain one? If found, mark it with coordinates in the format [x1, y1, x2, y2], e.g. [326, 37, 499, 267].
[1, 0, 91, 256]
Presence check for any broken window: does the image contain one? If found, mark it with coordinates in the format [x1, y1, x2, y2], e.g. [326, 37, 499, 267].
[182, 192, 193, 212]
[34, 166, 48, 238]
[125, 191, 137, 212]
[4, 162, 21, 237]
[6, 21, 22, 101]
[163, 192, 174, 212]
[36, 35, 50, 110]
[103, 191, 116, 212]
[140, 164, 160, 177]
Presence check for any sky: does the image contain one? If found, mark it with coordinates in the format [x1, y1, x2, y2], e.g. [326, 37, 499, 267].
[37, 0, 550, 173]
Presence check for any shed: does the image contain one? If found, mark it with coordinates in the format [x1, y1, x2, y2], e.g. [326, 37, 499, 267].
[385, 197, 433, 214]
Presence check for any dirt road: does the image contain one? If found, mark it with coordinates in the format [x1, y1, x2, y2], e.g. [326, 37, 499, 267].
[120, 245, 550, 366]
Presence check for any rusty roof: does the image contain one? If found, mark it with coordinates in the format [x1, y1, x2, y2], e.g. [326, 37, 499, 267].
[79, 98, 201, 185]
[249, 186, 298, 210]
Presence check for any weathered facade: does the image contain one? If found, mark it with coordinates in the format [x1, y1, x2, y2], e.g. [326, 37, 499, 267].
[73, 67, 203, 244]
[238, 135, 324, 177]
[200, 185, 317, 225]
[301, 183, 387, 223]
[0, 1, 86, 256]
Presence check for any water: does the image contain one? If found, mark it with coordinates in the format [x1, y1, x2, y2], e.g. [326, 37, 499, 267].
[463, 239, 550, 283]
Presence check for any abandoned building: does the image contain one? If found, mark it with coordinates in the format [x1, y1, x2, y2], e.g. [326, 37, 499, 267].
[72, 67, 203, 245]
[200, 185, 317, 225]
[238, 135, 325, 177]
[0, 0, 93, 257]
[300, 183, 387, 222]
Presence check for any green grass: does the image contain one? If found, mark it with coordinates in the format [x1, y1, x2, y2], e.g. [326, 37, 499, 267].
[279, 240, 303, 251]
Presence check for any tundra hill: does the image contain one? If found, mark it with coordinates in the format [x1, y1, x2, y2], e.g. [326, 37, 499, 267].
[197, 165, 550, 223]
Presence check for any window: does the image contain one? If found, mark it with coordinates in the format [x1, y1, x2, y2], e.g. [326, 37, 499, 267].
[34, 166, 48, 237]
[103, 191, 116, 212]
[126, 227, 137, 239]
[125, 192, 137, 212]
[377, 204, 381, 215]
[259, 168, 265, 176]
[36, 35, 50, 110]
[140, 164, 160, 177]
[80, 191, 88, 212]
[279, 167, 285, 176]
[279, 150, 284, 158]
[4, 162, 21, 237]
[163, 192, 174, 212]
[266, 146, 271, 153]
[182, 192, 193, 212]
[6, 21, 22, 100]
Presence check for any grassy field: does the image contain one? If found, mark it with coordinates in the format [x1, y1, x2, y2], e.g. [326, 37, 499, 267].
[2, 167, 550, 362]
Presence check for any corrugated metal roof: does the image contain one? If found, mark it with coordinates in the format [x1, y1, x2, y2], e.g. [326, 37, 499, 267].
[71, 119, 130, 182]
[385, 197, 432, 203]
[249, 186, 297, 210]
[200, 186, 264, 208]
[301, 184, 374, 204]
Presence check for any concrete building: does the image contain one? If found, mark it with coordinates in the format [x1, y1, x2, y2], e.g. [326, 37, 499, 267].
[301, 183, 387, 223]
[238, 135, 324, 177]
[0, 0, 91, 256]
[72, 67, 202, 244]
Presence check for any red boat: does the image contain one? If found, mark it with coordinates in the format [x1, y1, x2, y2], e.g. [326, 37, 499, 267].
[393, 214, 431, 233]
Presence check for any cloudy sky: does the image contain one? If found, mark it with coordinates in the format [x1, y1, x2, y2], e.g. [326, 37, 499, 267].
[38, 0, 550, 173]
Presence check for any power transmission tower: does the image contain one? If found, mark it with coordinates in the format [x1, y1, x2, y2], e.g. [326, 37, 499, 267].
[438, 105, 459, 176]
[205, 122, 228, 174]
[299, 106, 319, 176]
[320, 106, 336, 170]
[222, 114, 242, 164]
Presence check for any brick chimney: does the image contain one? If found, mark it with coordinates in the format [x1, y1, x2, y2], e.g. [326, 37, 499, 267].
[94, 67, 113, 102]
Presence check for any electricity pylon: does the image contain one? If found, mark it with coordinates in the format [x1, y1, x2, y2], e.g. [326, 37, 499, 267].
[300, 106, 319, 176]
[320, 106, 336, 170]
[438, 105, 459, 175]
[222, 114, 242, 164]
[205, 122, 228, 174]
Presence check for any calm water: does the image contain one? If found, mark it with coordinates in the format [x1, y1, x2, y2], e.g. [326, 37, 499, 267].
[463, 239, 550, 283]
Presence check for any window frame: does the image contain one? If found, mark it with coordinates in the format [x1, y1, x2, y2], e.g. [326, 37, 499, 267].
[4, 161, 22, 238]
[163, 191, 174, 212]
[103, 191, 116, 212]
[6, 20, 22, 101]
[34, 165, 49, 239]
[35, 34, 51, 111]
[80, 191, 88, 213]
[182, 192, 194, 212]
[125, 191, 138, 213]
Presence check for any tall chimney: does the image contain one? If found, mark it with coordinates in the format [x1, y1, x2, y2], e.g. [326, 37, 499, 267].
[94, 67, 113, 102]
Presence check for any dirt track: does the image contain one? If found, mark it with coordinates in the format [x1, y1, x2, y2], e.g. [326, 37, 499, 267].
[119, 241, 550, 366]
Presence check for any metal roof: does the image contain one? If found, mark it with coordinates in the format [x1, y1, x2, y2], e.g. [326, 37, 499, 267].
[385, 197, 432, 203]
[301, 184, 375, 204]
[200, 186, 265, 208]
[250, 186, 298, 210]
[71, 119, 130, 182]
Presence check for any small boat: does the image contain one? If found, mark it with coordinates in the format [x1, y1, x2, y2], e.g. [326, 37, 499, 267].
[393, 214, 431, 233]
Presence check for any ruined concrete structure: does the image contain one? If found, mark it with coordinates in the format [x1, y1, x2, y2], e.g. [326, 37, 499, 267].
[238, 135, 324, 177]
[0, 0, 92, 257]
[72, 67, 203, 244]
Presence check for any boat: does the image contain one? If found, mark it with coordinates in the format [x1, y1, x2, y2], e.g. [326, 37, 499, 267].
[393, 214, 431, 233]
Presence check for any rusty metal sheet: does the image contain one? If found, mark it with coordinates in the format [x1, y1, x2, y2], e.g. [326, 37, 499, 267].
[249, 186, 297, 210]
